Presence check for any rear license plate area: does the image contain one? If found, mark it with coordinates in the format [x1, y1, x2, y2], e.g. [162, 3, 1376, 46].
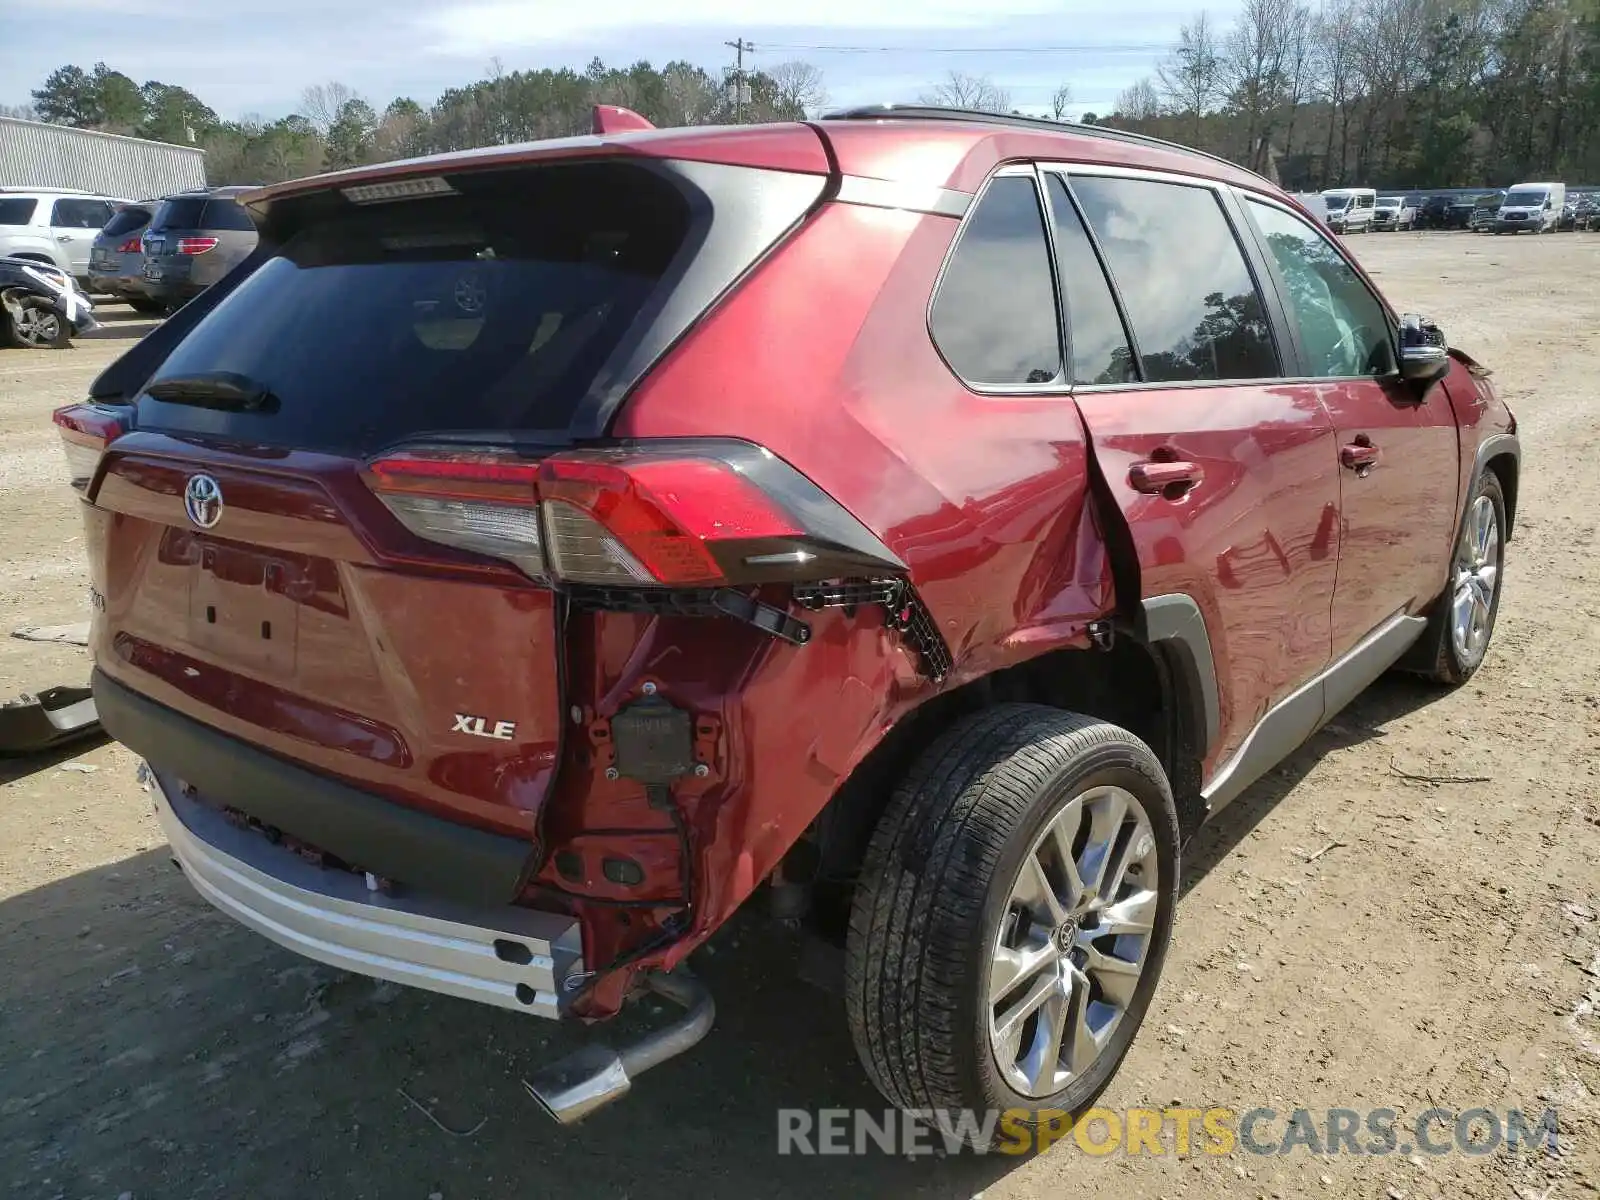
[187, 539, 300, 676]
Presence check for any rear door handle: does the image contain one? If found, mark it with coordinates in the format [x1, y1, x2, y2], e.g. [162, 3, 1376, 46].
[1340, 437, 1380, 475]
[1128, 459, 1202, 495]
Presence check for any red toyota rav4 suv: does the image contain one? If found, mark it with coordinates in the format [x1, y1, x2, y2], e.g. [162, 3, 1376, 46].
[56, 105, 1518, 1132]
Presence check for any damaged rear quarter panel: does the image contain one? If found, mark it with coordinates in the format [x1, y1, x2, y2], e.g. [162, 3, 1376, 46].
[559, 199, 1115, 998]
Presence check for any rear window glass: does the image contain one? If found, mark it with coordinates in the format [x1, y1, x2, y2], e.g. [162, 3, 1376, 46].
[138, 163, 692, 453]
[0, 197, 38, 225]
[152, 196, 209, 229]
[202, 198, 256, 231]
[101, 205, 152, 237]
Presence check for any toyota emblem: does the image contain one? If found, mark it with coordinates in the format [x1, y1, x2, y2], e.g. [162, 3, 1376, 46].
[184, 473, 224, 529]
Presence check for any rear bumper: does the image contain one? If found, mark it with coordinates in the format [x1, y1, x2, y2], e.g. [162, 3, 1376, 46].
[93, 668, 536, 907]
[144, 762, 585, 1018]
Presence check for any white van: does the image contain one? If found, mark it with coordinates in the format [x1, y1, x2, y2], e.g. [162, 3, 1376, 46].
[1292, 192, 1330, 225]
[1495, 181, 1565, 233]
[1321, 187, 1377, 234]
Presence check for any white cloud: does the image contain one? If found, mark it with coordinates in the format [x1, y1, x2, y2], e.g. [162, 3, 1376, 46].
[418, 0, 1068, 57]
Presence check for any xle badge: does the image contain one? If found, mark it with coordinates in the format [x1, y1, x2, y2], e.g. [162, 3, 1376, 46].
[452, 714, 517, 741]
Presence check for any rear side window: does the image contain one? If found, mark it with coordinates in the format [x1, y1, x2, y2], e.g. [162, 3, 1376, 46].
[1071, 176, 1277, 383]
[0, 197, 38, 226]
[101, 205, 152, 237]
[140, 162, 693, 453]
[1044, 175, 1136, 385]
[51, 198, 115, 229]
[152, 196, 208, 229]
[201, 199, 255, 231]
[930, 175, 1062, 387]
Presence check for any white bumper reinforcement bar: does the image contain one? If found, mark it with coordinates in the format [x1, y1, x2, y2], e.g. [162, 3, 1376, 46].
[144, 763, 584, 1018]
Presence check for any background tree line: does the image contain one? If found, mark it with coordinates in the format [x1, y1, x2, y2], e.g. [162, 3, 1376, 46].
[14, 0, 1598, 193]
[16, 57, 829, 185]
[1104, 0, 1600, 188]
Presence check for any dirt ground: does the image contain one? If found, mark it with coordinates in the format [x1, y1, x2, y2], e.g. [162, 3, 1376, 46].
[1, 233, 1598, 1200]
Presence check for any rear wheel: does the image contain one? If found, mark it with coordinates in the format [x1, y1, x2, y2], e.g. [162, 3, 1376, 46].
[1404, 470, 1506, 684]
[846, 705, 1178, 1137]
[2, 298, 69, 349]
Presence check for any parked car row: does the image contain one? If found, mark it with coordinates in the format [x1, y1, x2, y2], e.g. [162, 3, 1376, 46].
[89, 185, 260, 310]
[0, 183, 260, 348]
[1305, 181, 1598, 235]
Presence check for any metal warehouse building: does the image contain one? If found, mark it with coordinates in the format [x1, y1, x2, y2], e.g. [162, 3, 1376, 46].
[0, 117, 206, 199]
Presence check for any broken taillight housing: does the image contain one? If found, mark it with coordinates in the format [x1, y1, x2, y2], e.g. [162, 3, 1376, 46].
[51, 403, 129, 490]
[362, 440, 904, 588]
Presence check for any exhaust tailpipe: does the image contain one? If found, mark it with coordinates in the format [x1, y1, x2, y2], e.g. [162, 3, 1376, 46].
[524, 968, 715, 1125]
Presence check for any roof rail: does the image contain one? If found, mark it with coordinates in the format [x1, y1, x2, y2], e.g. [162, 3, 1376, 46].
[820, 104, 1265, 184]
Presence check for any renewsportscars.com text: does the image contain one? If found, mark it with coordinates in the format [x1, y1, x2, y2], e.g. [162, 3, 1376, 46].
[777, 1105, 1561, 1157]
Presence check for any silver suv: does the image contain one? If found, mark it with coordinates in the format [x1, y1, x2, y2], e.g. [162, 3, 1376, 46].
[0, 188, 129, 287]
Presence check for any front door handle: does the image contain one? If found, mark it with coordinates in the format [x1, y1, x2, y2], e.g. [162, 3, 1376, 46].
[1129, 459, 1202, 495]
[1340, 436, 1380, 476]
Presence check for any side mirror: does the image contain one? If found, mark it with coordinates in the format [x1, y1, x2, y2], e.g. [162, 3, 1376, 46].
[1398, 313, 1449, 385]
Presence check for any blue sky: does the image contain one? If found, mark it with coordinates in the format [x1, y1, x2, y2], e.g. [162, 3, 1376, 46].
[4, 0, 1210, 121]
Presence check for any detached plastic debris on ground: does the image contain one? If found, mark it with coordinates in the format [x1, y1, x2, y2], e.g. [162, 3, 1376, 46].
[0, 685, 101, 755]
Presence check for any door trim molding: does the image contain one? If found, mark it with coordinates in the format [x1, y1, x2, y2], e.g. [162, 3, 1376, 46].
[1201, 610, 1427, 813]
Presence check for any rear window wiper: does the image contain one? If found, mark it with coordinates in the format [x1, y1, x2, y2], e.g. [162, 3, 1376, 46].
[144, 371, 279, 413]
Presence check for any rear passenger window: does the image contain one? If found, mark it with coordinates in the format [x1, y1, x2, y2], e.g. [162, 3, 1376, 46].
[930, 175, 1062, 387]
[1070, 176, 1278, 382]
[1044, 175, 1136, 385]
[51, 198, 114, 229]
[202, 199, 256, 231]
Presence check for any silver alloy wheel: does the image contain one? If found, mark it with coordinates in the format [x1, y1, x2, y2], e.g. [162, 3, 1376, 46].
[1451, 494, 1500, 667]
[988, 785, 1159, 1098]
[15, 303, 62, 347]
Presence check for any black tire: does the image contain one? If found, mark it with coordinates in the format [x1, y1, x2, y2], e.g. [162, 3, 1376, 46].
[845, 704, 1179, 1137]
[1401, 469, 1507, 685]
[1, 298, 71, 349]
[127, 297, 165, 315]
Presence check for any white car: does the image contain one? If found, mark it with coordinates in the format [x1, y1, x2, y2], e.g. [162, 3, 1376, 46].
[1321, 187, 1377, 234]
[1372, 195, 1417, 231]
[0, 188, 129, 288]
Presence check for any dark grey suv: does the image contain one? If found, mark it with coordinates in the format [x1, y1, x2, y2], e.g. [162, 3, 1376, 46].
[139, 186, 260, 309]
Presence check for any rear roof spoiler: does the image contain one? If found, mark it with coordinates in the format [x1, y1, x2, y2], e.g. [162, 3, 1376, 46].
[592, 105, 655, 135]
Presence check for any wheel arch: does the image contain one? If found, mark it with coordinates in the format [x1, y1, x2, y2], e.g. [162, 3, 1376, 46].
[1480, 439, 1519, 540]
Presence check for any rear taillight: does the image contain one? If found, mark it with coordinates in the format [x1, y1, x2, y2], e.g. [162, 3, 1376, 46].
[362, 441, 904, 588]
[116, 237, 142, 253]
[537, 454, 799, 586]
[52, 404, 129, 490]
[176, 237, 218, 255]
